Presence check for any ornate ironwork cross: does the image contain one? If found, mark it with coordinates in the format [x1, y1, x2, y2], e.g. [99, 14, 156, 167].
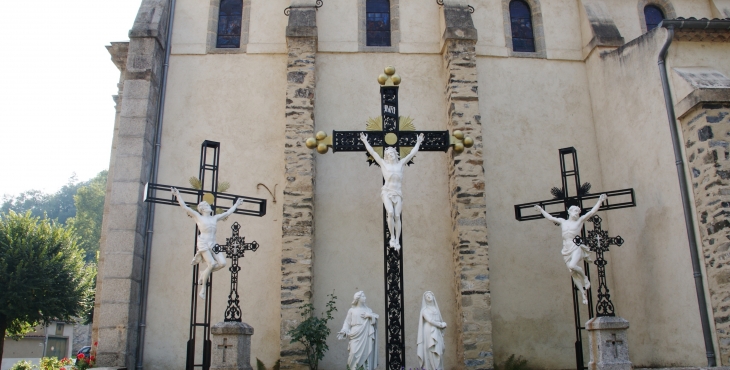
[213, 222, 260, 322]
[573, 215, 624, 317]
[144, 140, 266, 370]
[513, 147, 636, 370]
[305, 66, 472, 370]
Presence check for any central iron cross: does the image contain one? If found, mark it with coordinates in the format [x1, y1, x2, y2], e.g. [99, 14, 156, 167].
[513, 147, 635, 370]
[144, 140, 266, 370]
[573, 215, 624, 317]
[213, 222, 260, 322]
[306, 66, 472, 370]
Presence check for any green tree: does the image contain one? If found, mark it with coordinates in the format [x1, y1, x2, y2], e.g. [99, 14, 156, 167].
[67, 171, 108, 262]
[0, 211, 95, 362]
[1, 175, 82, 225]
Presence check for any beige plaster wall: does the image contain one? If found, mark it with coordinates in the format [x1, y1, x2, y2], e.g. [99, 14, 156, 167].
[247, 0, 288, 53]
[312, 53, 458, 369]
[143, 53, 286, 369]
[584, 29, 707, 367]
[316, 0, 359, 51]
[607, 0, 715, 44]
[170, 0, 209, 54]
[478, 55, 606, 368]
[669, 41, 730, 103]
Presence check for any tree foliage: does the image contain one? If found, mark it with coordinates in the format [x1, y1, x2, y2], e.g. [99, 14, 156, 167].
[0, 211, 96, 361]
[287, 293, 338, 370]
[1, 176, 83, 225]
[66, 171, 108, 262]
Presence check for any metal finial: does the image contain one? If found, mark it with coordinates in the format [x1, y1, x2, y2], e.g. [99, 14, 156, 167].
[378, 66, 401, 86]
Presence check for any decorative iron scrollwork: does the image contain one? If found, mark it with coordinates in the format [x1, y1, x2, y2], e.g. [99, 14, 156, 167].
[573, 215, 624, 317]
[213, 222, 261, 322]
[383, 216, 405, 370]
[436, 0, 474, 13]
[285, 1, 323, 16]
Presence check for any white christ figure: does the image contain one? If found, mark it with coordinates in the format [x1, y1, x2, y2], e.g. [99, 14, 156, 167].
[360, 132, 425, 252]
[534, 194, 607, 305]
[171, 187, 244, 299]
[417, 291, 447, 370]
[337, 291, 379, 370]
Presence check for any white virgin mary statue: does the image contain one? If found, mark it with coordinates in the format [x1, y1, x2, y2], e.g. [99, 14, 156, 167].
[337, 291, 379, 370]
[417, 291, 447, 370]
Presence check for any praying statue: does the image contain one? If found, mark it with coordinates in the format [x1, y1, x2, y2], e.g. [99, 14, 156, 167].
[337, 291, 379, 370]
[534, 194, 607, 305]
[417, 291, 447, 370]
[171, 187, 244, 299]
[360, 132, 425, 252]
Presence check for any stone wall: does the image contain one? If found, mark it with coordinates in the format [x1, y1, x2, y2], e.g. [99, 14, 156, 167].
[279, 6, 318, 370]
[442, 4, 493, 369]
[93, 0, 170, 367]
[681, 101, 730, 364]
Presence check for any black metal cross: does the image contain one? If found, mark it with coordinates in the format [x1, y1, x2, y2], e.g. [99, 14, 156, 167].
[513, 147, 636, 370]
[144, 140, 266, 370]
[213, 222, 260, 322]
[305, 67, 472, 370]
[573, 215, 624, 317]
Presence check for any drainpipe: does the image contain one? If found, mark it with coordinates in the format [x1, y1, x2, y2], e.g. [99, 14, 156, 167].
[657, 22, 716, 367]
[135, 0, 177, 368]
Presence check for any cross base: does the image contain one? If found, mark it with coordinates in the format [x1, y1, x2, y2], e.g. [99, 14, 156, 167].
[586, 316, 631, 370]
[211, 322, 254, 370]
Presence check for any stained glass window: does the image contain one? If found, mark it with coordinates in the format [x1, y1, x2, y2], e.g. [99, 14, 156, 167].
[510, 0, 536, 52]
[644, 5, 665, 32]
[367, 0, 391, 47]
[217, 0, 243, 48]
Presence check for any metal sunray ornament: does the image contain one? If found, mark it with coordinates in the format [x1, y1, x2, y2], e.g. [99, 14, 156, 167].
[189, 177, 233, 220]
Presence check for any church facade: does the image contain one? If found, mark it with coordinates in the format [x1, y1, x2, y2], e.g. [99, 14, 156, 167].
[93, 0, 730, 369]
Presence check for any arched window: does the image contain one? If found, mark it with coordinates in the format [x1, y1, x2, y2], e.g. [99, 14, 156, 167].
[644, 5, 665, 32]
[366, 0, 391, 46]
[217, 0, 243, 48]
[509, 0, 535, 52]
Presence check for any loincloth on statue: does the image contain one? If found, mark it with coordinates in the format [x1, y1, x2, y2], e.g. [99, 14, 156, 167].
[381, 188, 402, 204]
[191, 241, 216, 265]
[562, 240, 592, 264]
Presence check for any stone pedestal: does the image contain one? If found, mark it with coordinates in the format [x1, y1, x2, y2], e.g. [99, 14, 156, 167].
[586, 316, 632, 370]
[211, 322, 254, 370]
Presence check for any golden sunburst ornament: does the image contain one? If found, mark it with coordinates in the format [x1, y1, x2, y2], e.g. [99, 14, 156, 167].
[364, 116, 418, 164]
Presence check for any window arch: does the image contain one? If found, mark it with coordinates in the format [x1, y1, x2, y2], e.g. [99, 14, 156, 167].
[216, 0, 243, 48]
[366, 0, 391, 46]
[643, 5, 664, 31]
[638, 0, 675, 33]
[509, 0, 535, 52]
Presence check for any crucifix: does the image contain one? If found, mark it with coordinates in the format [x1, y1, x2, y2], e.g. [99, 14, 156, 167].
[213, 222, 260, 322]
[305, 66, 473, 370]
[144, 140, 267, 370]
[573, 215, 624, 317]
[513, 147, 636, 370]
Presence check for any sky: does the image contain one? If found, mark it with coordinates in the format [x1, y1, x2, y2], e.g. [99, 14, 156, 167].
[0, 0, 144, 197]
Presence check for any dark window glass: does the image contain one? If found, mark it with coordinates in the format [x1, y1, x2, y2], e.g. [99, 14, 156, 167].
[509, 0, 535, 52]
[217, 0, 243, 48]
[644, 5, 665, 32]
[366, 0, 391, 46]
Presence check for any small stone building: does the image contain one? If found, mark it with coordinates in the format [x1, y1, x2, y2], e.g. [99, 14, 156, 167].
[92, 0, 730, 369]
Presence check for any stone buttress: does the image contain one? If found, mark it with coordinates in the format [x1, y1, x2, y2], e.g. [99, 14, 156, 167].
[441, 1, 493, 369]
[279, 2, 318, 369]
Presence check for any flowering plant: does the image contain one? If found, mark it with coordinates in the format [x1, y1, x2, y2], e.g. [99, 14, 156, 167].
[39, 357, 73, 370]
[75, 341, 98, 370]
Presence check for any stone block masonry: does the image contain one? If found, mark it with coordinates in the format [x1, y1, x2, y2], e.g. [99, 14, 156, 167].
[441, 4, 493, 369]
[92, 0, 170, 368]
[279, 6, 318, 370]
[682, 101, 730, 365]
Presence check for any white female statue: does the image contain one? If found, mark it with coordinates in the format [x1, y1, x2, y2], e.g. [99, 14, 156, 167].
[417, 291, 447, 370]
[337, 291, 379, 370]
[360, 132, 425, 252]
[534, 194, 607, 305]
[171, 187, 244, 299]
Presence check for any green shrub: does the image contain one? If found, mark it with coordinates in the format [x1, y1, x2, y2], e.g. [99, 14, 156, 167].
[287, 293, 338, 370]
[10, 360, 35, 370]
